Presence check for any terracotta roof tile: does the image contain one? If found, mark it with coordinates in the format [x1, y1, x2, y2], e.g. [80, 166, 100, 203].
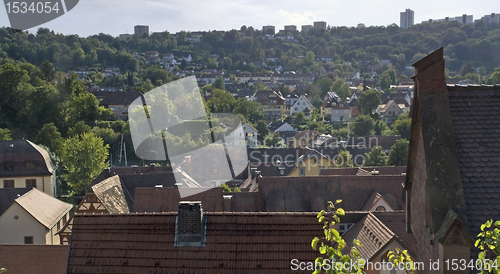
[68, 212, 322, 273]
[0, 245, 68, 274]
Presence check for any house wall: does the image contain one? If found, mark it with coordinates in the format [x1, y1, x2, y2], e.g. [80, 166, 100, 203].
[0, 175, 55, 197]
[331, 108, 351, 122]
[288, 158, 335, 176]
[369, 198, 394, 212]
[0, 203, 48, 244]
[291, 96, 312, 115]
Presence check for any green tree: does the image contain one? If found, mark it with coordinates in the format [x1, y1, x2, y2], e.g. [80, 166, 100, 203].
[293, 111, 306, 129]
[388, 139, 409, 166]
[392, 114, 411, 140]
[487, 70, 500, 85]
[0, 128, 11, 141]
[364, 146, 387, 166]
[233, 98, 263, 124]
[255, 120, 269, 143]
[59, 132, 109, 196]
[357, 90, 381, 116]
[67, 121, 92, 137]
[36, 123, 63, 153]
[374, 120, 389, 135]
[379, 69, 397, 90]
[213, 76, 225, 90]
[331, 78, 352, 102]
[335, 150, 353, 168]
[352, 115, 375, 137]
[207, 89, 236, 113]
[41, 60, 55, 82]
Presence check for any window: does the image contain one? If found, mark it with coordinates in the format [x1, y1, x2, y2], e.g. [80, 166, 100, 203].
[280, 169, 284, 175]
[376, 206, 386, 212]
[212, 168, 218, 174]
[25, 162, 36, 170]
[24, 236, 33, 244]
[26, 179, 36, 188]
[299, 167, 305, 176]
[3, 180, 14, 188]
[3, 162, 13, 171]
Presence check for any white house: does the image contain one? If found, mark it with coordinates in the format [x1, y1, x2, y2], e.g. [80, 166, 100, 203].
[291, 95, 313, 117]
[242, 123, 258, 147]
[0, 188, 73, 245]
[376, 100, 409, 124]
[0, 140, 57, 197]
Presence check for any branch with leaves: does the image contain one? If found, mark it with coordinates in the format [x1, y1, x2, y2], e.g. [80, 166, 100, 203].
[475, 220, 500, 274]
[387, 249, 415, 274]
[311, 200, 364, 274]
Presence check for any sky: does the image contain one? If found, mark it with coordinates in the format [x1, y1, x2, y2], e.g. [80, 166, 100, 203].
[0, 0, 498, 37]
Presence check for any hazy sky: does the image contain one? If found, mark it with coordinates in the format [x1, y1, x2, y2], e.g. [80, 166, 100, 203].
[0, 0, 497, 37]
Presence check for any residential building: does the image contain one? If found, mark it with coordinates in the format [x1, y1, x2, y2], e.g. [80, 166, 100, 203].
[0, 188, 72, 244]
[405, 47, 500, 271]
[301, 25, 313, 32]
[376, 99, 409, 124]
[262, 25, 275, 35]
[267, 121, 296, 132]
[400, 9, 414, 29]
[478, 13, 500, 24]
[119, 33, 133, 39]
[178, 54, 192, 62]
[284, 25, 297, 31]
[427, 14, 474, 24]
[261, 90, 286, 121]
[134, 25, 149, 36]
[242, 122, 258, 147]
[288, 149, 335, 176]
[66, 207, 417, 273]
[0, 139, 57, 196]
[288, 129, 320, 148]
[99, 91, 142, 120]
[313, 21, 327, 30]
[291, 95, 313, 117]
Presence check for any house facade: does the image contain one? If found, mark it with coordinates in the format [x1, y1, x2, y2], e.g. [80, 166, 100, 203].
[261, 90, 286, 121]
[376, 100, 409, 124]
[291, 95, 313, 117]
[0, 188, 72, 245]
[0, 139, 57, 197]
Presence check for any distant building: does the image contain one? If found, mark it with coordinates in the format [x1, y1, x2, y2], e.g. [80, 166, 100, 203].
[313, 21, 327, 30]
[134, 25, 149, 37]
[262, 25, 275, 35]
[426, 14, 473, 24]
[119, 33, 133, 39]
[284, 25, 297, 31]
[301, 25, 313, 32]
[400, 9, 414, 29]
[478, 13, 500, 24]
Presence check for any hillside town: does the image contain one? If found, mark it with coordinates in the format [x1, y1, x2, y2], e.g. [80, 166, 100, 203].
[0, 7, 500, 274]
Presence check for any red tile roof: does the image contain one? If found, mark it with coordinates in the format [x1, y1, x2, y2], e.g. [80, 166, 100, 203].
[0, 245, 69, 274]
[257, 175, 405, 212]
[133, 187, 224, 212]
[68, 212, 322, 273]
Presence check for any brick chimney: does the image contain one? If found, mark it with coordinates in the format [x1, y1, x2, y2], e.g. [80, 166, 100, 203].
[175, 201, 205, 247]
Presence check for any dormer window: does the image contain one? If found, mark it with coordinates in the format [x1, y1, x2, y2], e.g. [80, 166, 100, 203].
[25, 162, 36, 170]
[3, 162, 14, 171]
